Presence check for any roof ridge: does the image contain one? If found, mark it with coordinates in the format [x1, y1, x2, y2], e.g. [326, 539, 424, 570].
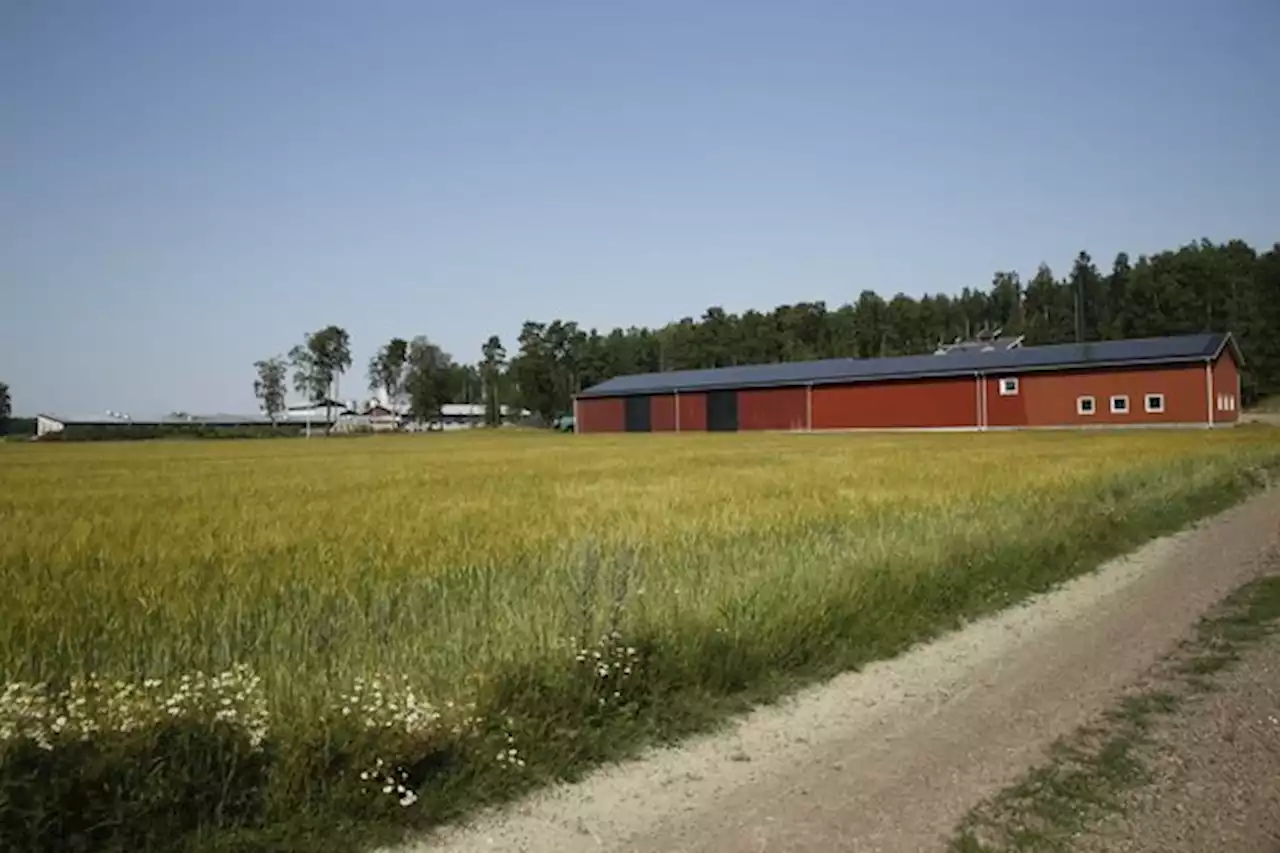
[578, 333, 1229, 399]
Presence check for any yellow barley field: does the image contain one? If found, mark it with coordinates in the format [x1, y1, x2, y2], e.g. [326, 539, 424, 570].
[2, 428, 1279, 706]
[1, 427, 1279, 849]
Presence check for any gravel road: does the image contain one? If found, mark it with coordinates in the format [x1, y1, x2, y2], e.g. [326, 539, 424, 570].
[397, 488, 1280, 853]
[1075, 629, 1280, 853]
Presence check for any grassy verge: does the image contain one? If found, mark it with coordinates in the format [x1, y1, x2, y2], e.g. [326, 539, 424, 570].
[0, 432, 1278, 852]
[950, 566, 1280, 852]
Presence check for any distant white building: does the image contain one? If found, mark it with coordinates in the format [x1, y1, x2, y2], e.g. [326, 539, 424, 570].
[279, 398, 350, 424]
[33, 397, 530, 440]
[395, 402, 531, 430]
[358, 401, 402, 432]
[35, 411, 275, 438]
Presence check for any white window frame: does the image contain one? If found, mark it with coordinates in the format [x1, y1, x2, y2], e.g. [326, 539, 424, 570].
[1144, 393, 1165, 414]
[1077, 396, 1096, 416]
[1110, 395, 1130, 414]
[998, 377, 1019, 396]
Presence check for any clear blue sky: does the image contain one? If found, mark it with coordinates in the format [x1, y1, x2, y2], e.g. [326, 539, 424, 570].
[2, 0, 1277, 416]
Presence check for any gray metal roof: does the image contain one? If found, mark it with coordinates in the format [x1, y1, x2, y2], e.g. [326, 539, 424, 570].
[38, 412, 293, 427]
[577, 333, 1237, 398]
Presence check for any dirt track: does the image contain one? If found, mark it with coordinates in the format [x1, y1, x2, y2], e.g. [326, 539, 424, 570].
[1076, 629, 1280, 853]
[400, 489, 1280, 853]
[1243, 413, 1280, 428]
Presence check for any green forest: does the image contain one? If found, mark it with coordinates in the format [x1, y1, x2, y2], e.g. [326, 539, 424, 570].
[6, 237, 1277, 437]
[500, 238, 1280, 423]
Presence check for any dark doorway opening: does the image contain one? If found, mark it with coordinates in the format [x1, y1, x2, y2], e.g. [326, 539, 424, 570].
[706, 390, 738, 431]
[624, 396, 651, 432]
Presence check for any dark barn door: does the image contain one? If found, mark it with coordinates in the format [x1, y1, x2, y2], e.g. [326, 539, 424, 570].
[624, 395, 652, 432]
[706, 390, 738, 432]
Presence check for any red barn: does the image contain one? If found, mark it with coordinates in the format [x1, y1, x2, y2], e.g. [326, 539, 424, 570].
[573, 333, 1242, 433]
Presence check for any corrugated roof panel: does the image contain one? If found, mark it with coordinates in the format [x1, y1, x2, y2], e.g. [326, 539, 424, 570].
[38, 413, 279, 426]
[577, 333, 1230, 398]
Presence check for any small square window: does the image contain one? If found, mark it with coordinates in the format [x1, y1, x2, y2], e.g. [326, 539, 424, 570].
[999, 378, 1019, 396]
[1077, 396, 1096, 415]
[1145, 393, 1165, 413]
[1110, 395, 1129, 414]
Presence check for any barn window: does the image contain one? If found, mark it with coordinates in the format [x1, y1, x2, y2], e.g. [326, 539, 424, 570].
[1145, 393, 1165, 413]
[1110, 395, 1130, 414]
[1077, 396, 1095, 415]
[999, 378, 1019, 396]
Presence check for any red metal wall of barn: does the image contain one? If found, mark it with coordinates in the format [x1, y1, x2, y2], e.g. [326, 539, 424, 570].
[812, 377, 978, 429]
[576, 397, 625, 432]
[1212, 351, 1240, 424]
[738, 387, 808, 431]
[651, 394, 676, 431]
[577, 393, 711, 432]
[985, 364, 1210, 427]
[676, 392, 708, 431]
[579, 345, 1239, 434]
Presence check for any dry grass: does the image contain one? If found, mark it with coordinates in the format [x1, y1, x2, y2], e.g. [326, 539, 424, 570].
[2, 428, 1279, 851]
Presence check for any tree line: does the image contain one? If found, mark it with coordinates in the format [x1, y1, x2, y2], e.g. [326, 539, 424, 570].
[5, 236, 1268, 436]
[248, 237, 1279, 427]
[252, 327, 501, 426]
[494, 237, 1280, 423]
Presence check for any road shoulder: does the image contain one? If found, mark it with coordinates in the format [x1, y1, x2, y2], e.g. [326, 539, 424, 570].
[953, 569, 1280, 853]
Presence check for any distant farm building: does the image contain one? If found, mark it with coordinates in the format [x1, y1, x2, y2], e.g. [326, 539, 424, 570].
[36, 400, 353, 438]
[283, 398, 352, 422]
[573, 333, 1242, 433]
[35, 411, 279, 438]
[34, 398, 534, 438]
[400, 403, 531, 431]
